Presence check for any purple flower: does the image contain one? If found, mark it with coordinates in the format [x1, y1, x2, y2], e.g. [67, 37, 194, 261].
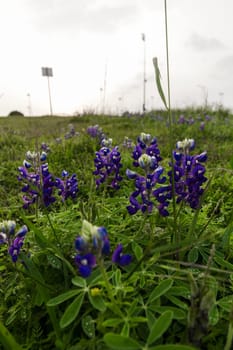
[112, 244, 132, 266]
[18, 151, 78, 209]
[74, 253, 96, 278]
[126, 133, 166, 215]
[87, 124, 105, 142]
[74, 220, 111, 277]
[93, 146, 123, 190]
[55, 172, 78, 201]
[200, 122, 205, 130]
[167, 142, 207, 209]
[7, 225, 28, 263]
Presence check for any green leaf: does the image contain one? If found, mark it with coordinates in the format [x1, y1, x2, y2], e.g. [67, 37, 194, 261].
[105, 302, 123, 317]
[214, 256, 233, 271]
[148, 345, 197, 350]
[209, 305, 219, 326]
[103, 333, 141, 350]
[166, 295, 188, 310]
[146, 309, 157, 330]
[217, 296, 233, 312]
[167, 287, 190, 298]
[88, 293, 106, 312]
[152, 57, 168, 110]
[121, 322, 130, 337]
[0, 320, 24, 350]
[113, 268, 122, 286]
[47, 289, 80, 306]
[102, 318, 124, 327]
[132, 243, 143, 261]
[60, 293, 84, 328]
[148, 279, 173, 304]
[72, 276, 87, 288]
[147, 310, 173, 345]
[187, 247, 199, 263]
[153, 306, 186, 320]
[221, 224, 233, 250]
[0, 265, 6, 271]
[81, 315, 95, 338]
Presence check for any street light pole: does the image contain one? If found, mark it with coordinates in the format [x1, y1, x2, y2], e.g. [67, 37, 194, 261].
[47, 76, 53, 116]
[141, 33, 146, 114]
[42, 67, 53, 116]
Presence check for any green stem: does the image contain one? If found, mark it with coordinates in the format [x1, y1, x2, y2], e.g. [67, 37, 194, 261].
[45, 210, 61, 247]
[164, 0, 178, 256]
[99, 259, 124, 317]
[224, 318, 233, 350]
[0, 321, 24, 350]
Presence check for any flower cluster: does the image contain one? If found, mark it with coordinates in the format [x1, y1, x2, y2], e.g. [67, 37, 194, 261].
[0, 220, 28, 262]
[87, 124, 105, 142]
[93, 142, 123, 189]
[127, 135, 208, 216]
[126, 133, 166, 215]
[74, 220, 131, 278]
[154, 138, 207, 213]
[170, 139, 207, 209]
[55, 170, 78, 201]
[122, 136, 134, 149]
[64, 124, 80, 139]
[18, 151, 78, 209]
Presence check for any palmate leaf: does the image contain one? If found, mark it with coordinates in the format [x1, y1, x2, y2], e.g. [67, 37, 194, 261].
[152, 57, 168, 110]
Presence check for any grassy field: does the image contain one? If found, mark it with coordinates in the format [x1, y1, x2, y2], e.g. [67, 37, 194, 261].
[1, 109, 233, 350]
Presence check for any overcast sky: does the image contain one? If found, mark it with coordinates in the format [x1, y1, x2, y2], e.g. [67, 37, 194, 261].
[0, 0, 232, 116]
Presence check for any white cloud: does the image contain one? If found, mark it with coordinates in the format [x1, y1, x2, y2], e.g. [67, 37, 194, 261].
[0, 0, 233, 115]
[185, 33, 226, 51]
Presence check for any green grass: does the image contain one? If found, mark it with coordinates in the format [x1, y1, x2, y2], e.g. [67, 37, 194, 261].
[1, 109, 233, 350]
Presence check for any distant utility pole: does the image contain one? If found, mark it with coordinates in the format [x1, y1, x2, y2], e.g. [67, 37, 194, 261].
[27, 93, 32, 116]
[102, 61, 108, 114]
[197, 84, 208, 108]
[141, 33, 147, 113]
[41, 67, 53, 115]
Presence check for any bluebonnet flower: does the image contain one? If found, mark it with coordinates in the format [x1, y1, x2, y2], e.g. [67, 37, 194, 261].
[122, 136, 134, 149]
[126, 133, 166, 215]
[93, 145, 123, 189]
[157, 138, 208, 210]
[188, 118, 195, 125]
[87, 124, 105, 143]
[74, 220, 131, 277]
[178, 114, 186, 124]
[41, 142, 50, 153]
[101, 138, 113, 148]
[74, 220, 110, 277]
[18, 151, 78, 209]
[75, 253, 96, 278]
[171, 148, 207, 209]
[64, 124, 80, 139]
[112, 244, 132, 266]
[18, 152, 55, 208]
[55, 170, 78, 201]
[200, 122, 205, 130]
[0, 221, 28, 263]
